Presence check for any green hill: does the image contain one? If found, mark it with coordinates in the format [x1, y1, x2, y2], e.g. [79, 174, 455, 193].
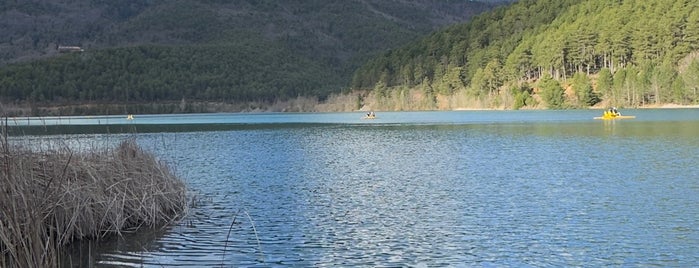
[0, 0, 498, 115]
[351, 0, 699, 110]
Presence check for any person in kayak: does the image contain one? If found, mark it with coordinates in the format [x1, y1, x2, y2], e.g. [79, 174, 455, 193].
[610, 107, 620, 116]
[605, 107, 620, 117]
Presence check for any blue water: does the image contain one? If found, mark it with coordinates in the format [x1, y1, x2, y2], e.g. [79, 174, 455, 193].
[16, 109, 698, 267]
[9, 109, 699, 127]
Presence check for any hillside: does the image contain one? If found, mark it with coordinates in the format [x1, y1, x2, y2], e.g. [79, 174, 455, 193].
[351, 0, 699, 110]
[1, 0, 497, 65]
[0, 0, 501, 115]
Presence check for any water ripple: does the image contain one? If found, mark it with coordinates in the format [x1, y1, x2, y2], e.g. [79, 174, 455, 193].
[68, 118, 699, 267]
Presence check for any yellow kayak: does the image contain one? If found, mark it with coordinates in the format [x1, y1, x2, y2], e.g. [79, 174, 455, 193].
[362, 116, 376, 119]
[594, 115, 635, 120]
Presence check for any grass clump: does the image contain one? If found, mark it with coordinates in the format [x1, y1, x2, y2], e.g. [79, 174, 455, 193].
[0, 138, 187, 267]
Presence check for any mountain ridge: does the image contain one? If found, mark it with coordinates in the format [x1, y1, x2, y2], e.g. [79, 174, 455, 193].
[1, 0, 498, 66]
[0, 0, 506, 115]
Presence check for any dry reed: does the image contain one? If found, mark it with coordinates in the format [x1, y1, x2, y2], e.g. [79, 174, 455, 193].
[0, 137, 187, 267]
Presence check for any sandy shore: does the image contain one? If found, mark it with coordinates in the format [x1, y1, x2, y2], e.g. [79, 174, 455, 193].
[637, 103, 699, 109]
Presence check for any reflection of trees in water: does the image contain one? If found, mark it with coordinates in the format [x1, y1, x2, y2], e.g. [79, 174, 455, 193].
[63, 224, 173, 267]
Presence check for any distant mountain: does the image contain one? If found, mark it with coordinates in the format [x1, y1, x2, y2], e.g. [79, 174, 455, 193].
[2, 0, 499, 66]
[0, 0, 502, 115]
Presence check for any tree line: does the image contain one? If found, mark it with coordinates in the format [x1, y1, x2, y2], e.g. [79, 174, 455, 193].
[352, 0, 699, 109]
[0, 44, 339, 105]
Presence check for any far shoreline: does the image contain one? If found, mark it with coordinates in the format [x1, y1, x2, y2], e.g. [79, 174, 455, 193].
[451, 103, 699, 111]
[3, 101, 699, 117]
[635, 103, 699, 109]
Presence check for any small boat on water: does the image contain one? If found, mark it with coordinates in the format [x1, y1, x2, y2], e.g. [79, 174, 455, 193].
[362, 111, 376, 119]
[594, 108, 634, 120]
[594, 115, 636, 120]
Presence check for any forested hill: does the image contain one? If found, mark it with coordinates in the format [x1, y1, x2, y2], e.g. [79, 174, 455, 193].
[352, 0, 699, 110]
[0, 0, 500, 115]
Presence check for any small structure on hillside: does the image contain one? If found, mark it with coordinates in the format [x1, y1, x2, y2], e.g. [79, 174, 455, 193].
[57, 45, 84, 53]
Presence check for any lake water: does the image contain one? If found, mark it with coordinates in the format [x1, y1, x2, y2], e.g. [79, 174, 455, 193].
[10, 109, 699, 267]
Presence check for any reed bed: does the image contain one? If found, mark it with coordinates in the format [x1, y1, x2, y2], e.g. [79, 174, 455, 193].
[0, 137, 188, 267]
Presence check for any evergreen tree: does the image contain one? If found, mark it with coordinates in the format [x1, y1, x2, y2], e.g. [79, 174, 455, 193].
[572, 72, 599, 107]
[670, 76, 687, 104]
[597, 68, 613, 99]
[538, 74, 565, 109]
[511, 82, 533, 110]
[681, 59, 699, 102]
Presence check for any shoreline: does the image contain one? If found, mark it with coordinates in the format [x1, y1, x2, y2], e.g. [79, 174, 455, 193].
[3, 101, 699, 117]
[450, 104, 699, 111]
[635, 103, 699, 109]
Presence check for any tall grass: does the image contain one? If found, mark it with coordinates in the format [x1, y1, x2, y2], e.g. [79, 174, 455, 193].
[0, 127, 188, 267]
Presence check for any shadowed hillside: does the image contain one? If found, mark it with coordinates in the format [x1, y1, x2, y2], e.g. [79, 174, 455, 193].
[0, 0, 500, 115]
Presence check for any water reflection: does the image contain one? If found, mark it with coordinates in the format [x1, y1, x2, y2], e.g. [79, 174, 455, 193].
[63, 225, 172, 267]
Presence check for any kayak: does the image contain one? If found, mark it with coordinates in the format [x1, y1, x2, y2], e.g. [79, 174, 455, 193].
[594, 115, 635, 120]
[362, 116, 376, 119]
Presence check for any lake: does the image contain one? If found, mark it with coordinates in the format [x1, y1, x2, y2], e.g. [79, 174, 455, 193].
[9, 109, 699, 267]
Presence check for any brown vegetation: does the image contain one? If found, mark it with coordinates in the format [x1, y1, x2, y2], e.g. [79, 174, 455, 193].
[0, 136, 187, 267]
